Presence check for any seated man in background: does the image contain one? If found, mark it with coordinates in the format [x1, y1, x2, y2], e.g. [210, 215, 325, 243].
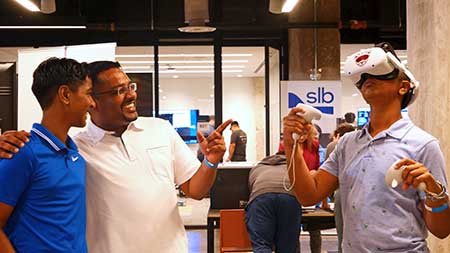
[245, 142, 301, 253]
[245, 125, 323, 253]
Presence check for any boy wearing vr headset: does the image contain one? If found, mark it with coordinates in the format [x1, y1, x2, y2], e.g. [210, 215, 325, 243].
[283, 42, 449, 252]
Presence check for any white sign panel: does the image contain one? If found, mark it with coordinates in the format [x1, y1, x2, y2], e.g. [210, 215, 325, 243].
[281, 80, 342, 133]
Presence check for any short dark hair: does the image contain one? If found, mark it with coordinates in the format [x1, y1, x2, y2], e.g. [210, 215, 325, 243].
[334, 123, 356, 138]
[344, 112, 355, 123]
[231, 121, 239, 127]
[87, 61, 121, 88]
[32, 57, 89, 110]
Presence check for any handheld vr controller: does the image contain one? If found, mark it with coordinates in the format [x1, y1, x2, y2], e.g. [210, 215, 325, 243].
[292, 103, 322, 141]
[384, 160, 426, 191]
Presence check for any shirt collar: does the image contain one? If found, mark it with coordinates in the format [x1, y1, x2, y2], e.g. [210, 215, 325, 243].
[358, 118, 413, 140]
[84, 119, 115, 145]
[129, 117, 145, 131]
[31, 123, 77, 152]
[84, 117, 143, 145]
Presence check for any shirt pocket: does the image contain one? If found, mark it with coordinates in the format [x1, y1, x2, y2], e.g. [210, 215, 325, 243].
[146, 146, 172, 180]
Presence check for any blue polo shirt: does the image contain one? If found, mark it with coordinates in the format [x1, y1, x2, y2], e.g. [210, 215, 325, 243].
[0, 123, 87, 253]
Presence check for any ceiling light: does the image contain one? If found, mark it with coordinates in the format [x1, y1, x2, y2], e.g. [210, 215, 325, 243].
[121, 65, 245, 69]
[0, 26, 86, 29]
[172, 75, 179, 79]
[0, 63, 14, 71]
[121, 66, 152, 70]
[118, 60, 248, 64]
[179, 0, 215, 33]
[15, 0, 40, 12]
[159, 70, 243, 73]
[123, 70, 243, 74]
[159, 65, 245, 69]
[178, 26, 216, 33]
[269, 0, 299, 14]
[115, 53, 253, 58]
[40, 0, 56, 14]
[352, 93, 359, 97]
[237, 74, 243, 77]
[281, 0, 299, 13]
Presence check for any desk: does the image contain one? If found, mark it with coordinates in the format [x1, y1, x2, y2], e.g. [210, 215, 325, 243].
[206, 208, 335, 253]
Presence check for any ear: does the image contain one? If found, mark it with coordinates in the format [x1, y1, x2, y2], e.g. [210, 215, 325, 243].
[58, 85, 71, 105]
[398, 80, 411, 96]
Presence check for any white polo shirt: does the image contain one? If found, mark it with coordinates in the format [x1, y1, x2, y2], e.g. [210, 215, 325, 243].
[74, 117, 200, 253]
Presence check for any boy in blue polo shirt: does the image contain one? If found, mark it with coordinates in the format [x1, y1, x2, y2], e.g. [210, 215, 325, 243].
[0, 58, 95, 253]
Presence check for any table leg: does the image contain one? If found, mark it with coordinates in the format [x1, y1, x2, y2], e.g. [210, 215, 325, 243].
[207, 217, 214, 253]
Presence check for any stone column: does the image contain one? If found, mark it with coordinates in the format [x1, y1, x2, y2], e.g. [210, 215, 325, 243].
[407, 1, 450, 252]
[288, 0, 340, 80]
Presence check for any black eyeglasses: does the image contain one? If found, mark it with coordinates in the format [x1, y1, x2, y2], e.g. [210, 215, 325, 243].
[93, 82, 137, 96]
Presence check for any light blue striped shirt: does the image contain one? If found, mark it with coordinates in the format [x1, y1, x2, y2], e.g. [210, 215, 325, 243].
[322, 118, 447, 252]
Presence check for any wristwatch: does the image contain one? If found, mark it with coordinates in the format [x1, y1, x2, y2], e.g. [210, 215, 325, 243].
[424, 181, 448, 201]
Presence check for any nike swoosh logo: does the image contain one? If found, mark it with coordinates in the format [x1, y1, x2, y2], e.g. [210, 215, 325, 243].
[71, 156, 79, 162]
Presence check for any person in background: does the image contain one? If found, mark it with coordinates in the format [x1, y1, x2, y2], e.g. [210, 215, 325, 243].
[0, 58, 94, 253]
[325, 123, 356, 253]
[245, 142, 301, 253]
[0, 61, 232, 253]
[300, 126, 326, 253]
[226, 121, 247, 162]
[283, 42, 450, 252]
[344, 112, 356, 126]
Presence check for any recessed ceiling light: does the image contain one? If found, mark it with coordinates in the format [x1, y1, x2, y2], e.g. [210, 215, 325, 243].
[14, 0, 40, 12]
[159, 89, 163, 93]
[281, 0, 299, 12]
[0, 26, 86, 29]
[178, 26, 216, 33]
[172, 75, 179, 79]
[162, 96, 167, 100]
[115, 53, 253, 58]
[237, 74, 243, 77]
[118, 60, 248, 64]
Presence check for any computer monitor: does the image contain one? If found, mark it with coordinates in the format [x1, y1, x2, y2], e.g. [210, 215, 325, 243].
[159, 109, 199, 144]
[357, 108, 370, 128]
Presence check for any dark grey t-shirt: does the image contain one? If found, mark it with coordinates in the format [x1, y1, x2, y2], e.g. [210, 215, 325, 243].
[230, 129, 247, 161]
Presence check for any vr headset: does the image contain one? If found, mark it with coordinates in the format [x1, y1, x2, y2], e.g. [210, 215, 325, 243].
[343, 45, 420, 108]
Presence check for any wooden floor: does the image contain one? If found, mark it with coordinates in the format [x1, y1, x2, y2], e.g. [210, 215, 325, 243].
[186, 229, 339, 253]
[180, 197, 339, 252]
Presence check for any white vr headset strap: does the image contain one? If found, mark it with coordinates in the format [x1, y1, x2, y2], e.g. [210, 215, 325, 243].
[385, 52, 420, 89]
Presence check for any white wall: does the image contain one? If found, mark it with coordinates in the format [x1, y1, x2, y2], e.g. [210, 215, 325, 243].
[17, 47, 65, 130]
[159, 77, 215, 115]
[159, 76, 264, 162]
[223, 77, 264, 162]
[17, 43, 116, 132]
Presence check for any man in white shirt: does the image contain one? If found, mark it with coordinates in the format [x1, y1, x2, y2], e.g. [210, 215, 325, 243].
[0, 61, 232, 253]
